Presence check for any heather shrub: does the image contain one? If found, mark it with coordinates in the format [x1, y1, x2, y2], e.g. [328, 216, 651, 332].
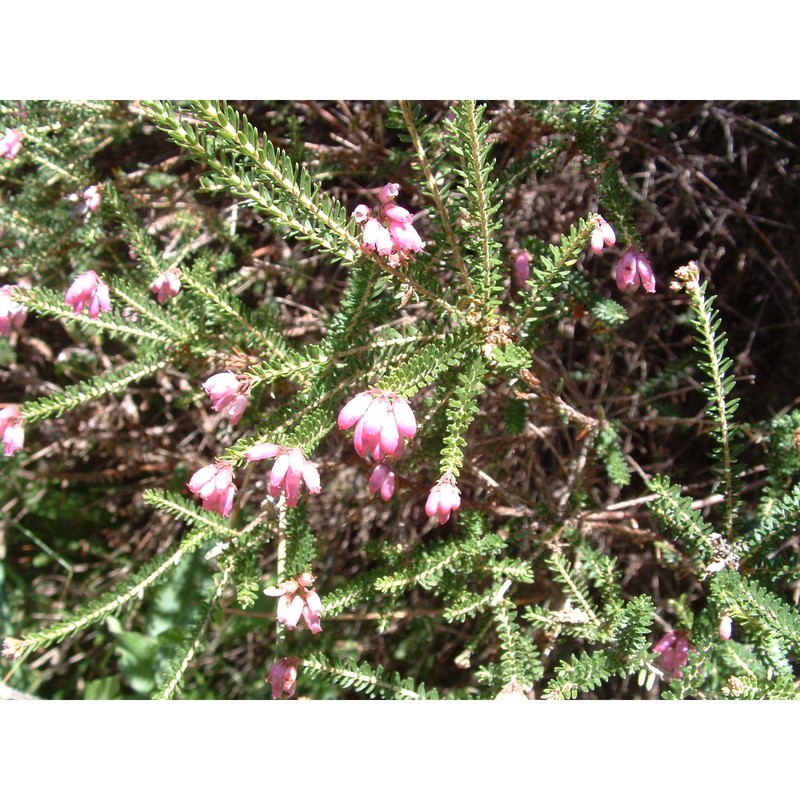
[2, 100, 798, 700]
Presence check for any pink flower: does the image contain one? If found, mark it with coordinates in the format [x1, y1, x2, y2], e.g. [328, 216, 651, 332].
[264, 573, 323, 634]
[378, 182, 400, 204]
[83, 185, 101, 214]
[425, 473, 461, 525]
[719, 614, 733, 641]
[338, 390, 417, 462]
[151, 268, 181, 304]
[202, 371, 250, 425]
[187, 462, 237, 517]
[361, 217, 394, 255]
[65, 270, 111, 318]
[0, 406, 24, 457]
[653, 631, 691, 679]
[245, 443, 320, 507]
[368, 463, 396, 501]
[514, 251, 531, 284]
[388, 219, 424, 255]
[268, 657, 299, 699]
[352, 182, 425, 261]
[0, 129, 22, 160]
[591, 216, 616, 255]
[0, 284, 27, 336]
[616, 247, 656, 293]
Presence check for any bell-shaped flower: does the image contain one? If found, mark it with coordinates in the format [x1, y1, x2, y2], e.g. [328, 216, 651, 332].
[65, 270, 111, 318]
[0, 406, 24, 457]
[591, 216, 616, 255]
[368, 463, 396, 501]
[267, 657, 299, 699]
[187, 461, 236, 517]
[202, 371, 250, 425]
[83, 185, 101, 214]
[0, 129, 22, 160]
[425, 473, 461, 525]
[653, 631, 691, 679]
[246, 443, 320, 507]
[616, 247, 656, 293]
[0, 284, 27, 336]
[151, 268, 181, 304]
[514, 251, 531, 284]
[264, 573, 323, 634]
[338, 390, 417, 462]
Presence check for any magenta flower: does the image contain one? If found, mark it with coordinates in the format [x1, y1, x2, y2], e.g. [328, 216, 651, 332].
[83, 185, 101, 214]
[268, 657, 299, 699]
[0, 406, 24, 457]
[653, 631, 691, 679]
[0, 129, 22, 160]
[338, 390, 417, 462]
[202, 371, 250, 425]
[425, 473, 461, 525]
[0, 284, 27, 336]
[352, 182, 425, 262]
[264, 573, 323, 634]
[590, 216, 616, 255]
[65, 270, 111, 318]
[151, 268, 181, 304]
[368, 463, 396, 501]
[187, 462, 237, 517]
[246, 443, 320, 507]
[616, 247, 656, 293]
[514, 251, 531, 284]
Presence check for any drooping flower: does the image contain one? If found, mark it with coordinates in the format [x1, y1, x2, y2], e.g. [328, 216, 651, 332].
[0, 406, 24, 457]
[268, 657, 299, 699]
[719, 614, 733, 641]
[616, 247, 656, 293]
[151, 268, 181, 304]
[352, 182, 425, 262]
[246, 443, 320, 507]
[264, 573, 323, 634]
[590, 216, 616, 255]
[514, 251, 531, 284]
[338, 389, 417, 463]
[202, 371, 250, 425]
[65, 270, 111, 318]
[83, 185, 101, 214]
[368, 463, 396, 501]
[187, 461, 237, 517]
[0, 284, 27, 336]
[0, 129, 22, 160]
[653, 631, 691, 679]
[425, 472, 461, 525]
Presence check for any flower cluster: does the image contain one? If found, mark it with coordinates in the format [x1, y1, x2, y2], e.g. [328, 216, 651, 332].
[0, 406, 24, 457]
[590, 216, 616, 255]
[265, 573, 323, 634]
[0, 284, 26, 336]
[338, 390, 417, 462]
[425, 472, 462, 525]
[653, 631, 690, 679]
[83, 185, 101, 215]
[187, 462, 237, 517]
[268, 657, 299, 699]
[616, 247, 656, 293]
[151, 268, 181, 304]
[202, 371, 250, 425]
[352, 182, 424, 265]
[0, 129, 22, 160]
[65, 270, 111, 318]
[246, 443, 320, 507]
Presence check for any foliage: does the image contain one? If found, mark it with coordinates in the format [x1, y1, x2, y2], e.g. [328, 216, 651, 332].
[2, 100, 798, 700]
